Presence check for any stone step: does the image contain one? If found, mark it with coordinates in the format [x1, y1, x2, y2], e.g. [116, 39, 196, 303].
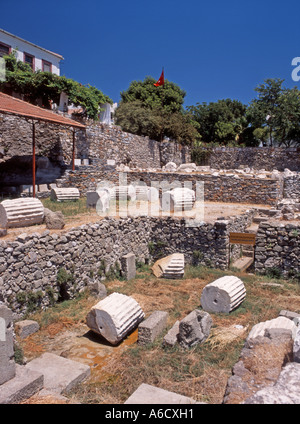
[231, 256, 254, 272]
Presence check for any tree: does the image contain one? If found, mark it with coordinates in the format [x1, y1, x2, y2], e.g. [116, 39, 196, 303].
[247, 78, 300, 146]
[115, 76, 199, 144]
[187, 99, 248, 144]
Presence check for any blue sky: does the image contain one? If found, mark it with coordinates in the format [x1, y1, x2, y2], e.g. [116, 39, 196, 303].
[1, 0, 300, 108]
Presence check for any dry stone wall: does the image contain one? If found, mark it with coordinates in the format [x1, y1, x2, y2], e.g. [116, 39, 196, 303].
[207, 147, 300, 172]
[60, 168, 284, 205]
[255, 222, 300, 277]
[0, 213, 254, 316]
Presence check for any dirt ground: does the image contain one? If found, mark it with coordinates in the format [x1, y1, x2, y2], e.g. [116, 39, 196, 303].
[1, 201, 271, 242]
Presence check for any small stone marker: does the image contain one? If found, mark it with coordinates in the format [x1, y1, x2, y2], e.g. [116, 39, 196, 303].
[15, 320, 40, 340]
[44, 208, 65, 230]
[200, 275, 246, 313]
[121, 252, 136, 280]
[178, 309, 212, 349]
[138, 311, 168, 345]
[0, 305, 16, 385]
[86, 292, 144, 345]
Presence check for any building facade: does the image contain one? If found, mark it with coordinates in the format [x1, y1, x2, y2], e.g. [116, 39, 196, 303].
[0, 28, 63, 75]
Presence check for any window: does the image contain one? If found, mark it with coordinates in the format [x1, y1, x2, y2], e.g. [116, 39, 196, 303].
[0, 42, 10, 57]
[42, 60, 52, 73]
[24, 52, 35, 71]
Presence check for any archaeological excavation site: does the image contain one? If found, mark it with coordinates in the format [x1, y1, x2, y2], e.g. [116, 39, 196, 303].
[0, 93, 300, 406]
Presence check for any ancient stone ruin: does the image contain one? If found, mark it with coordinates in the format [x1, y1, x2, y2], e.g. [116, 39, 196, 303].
[0, 197, 44, 229]
[86, 292, 145, 345]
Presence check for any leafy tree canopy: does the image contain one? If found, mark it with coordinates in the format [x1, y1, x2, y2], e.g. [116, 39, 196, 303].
[247, 78, 300, 146]
[187, 99, 248, 145]
[1, 52, 112, 120]
[115, 76, 199, 144]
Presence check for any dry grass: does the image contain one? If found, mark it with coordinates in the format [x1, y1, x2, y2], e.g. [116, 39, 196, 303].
[17, 264, 300, 404]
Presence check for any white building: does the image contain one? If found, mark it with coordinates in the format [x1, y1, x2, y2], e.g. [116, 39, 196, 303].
[0, 28, 63, 75]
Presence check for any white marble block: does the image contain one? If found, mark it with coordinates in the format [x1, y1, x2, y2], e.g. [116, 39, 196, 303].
[50, 187, 80, 202]
[152, 253, 185, 279]
[86, 292, 145, 345]
[0, 197, 44, 228]
[200, 275, 246, 313]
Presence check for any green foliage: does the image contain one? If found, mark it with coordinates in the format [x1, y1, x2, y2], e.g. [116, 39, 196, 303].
[1, 52, 112, 120]
[187, 99, 248, 145]
[247, 78, 300, 146]
[115, 77, 199, 144]
[57, 267, 75, 286]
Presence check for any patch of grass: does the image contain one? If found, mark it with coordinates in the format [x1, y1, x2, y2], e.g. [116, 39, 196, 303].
[42, 197, 90, 217]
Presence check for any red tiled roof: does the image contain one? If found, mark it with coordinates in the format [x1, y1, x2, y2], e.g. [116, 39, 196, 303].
[0, 92, 86, 129]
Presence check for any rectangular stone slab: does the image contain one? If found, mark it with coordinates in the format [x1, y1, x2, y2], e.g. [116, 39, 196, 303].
[25, 353, 90, 394]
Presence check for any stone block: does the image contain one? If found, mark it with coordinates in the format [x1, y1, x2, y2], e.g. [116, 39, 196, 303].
[0, 305, 16, 385]
[293, 326, 300, 363]
[125, 383, 198, 404]
[25, 353, 90, 394]
[138, 311, 168, 345]
[15, 320, 40, 340]
[247, 316, 297, 340]
[0, 364, 43, 404]
[121, 252, 136, 280]
[163, 320, 180, 347]
[178, 309, 212, 349]
[44, 208, 65, 230]
[279, 310, 300, 321]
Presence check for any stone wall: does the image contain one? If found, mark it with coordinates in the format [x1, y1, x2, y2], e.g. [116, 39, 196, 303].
[207, 147, 300, 172]
[255, 222, 300, 276]
[0, 114, 190, 172]
[59, 168, 284, 205]
[283, 176, 300, 199]
[0, 213, 254, 316]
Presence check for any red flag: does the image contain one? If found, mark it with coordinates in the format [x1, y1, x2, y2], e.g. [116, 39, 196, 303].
[154, 69, 164, 86]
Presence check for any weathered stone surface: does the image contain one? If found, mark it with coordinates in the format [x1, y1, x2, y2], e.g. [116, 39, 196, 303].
[178, 309, 212, 349]
[293, 326, 300, 363]
[138, 311, 168, 345]
[200, 275, 246, 313]
[244, 362, 300, 404]
[15, 320, 40, 340]
[87, 281, 107, 299]
[125, 383, 199, 404]
[247, 316, 297, 340]
[44, 208, 65, 230]
[0, 364, 43, 404]
[0, 305, 16, 385]
[86, 292, 145, 345]
[163, 320, 180, 347]
[120, 252, 136, 280]
[161, 187, 195, 212]
[25, 352, 90, 394]
[152, 253, 184, 279]
[0, 197, 44, 228]
[50, 187, 80, 202]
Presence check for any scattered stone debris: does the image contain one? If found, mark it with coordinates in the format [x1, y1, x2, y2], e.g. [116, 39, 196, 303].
[177, 309, 212, 349]
[15, 320, 40, 340]
[44, 208, 65, 230]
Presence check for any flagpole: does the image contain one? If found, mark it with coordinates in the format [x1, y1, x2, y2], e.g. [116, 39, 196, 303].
[161, 67, 164, 142]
